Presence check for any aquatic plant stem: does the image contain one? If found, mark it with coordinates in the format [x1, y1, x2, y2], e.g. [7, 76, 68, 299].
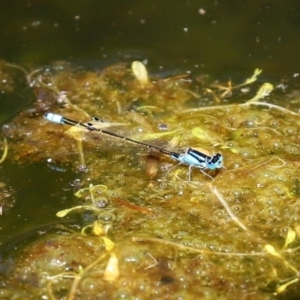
[67, 253, 108, 300]
[210, 185, 248, 231]
[0, 138, 8, 164]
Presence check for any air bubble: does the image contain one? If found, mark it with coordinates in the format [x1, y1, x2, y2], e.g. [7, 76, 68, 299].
[275, 173, 288, 182]
[94, 196, 110, 208]
[231, 205, 242, 214]
[271, 183, 288, 197]
[246, 214, 258, 223]
[98, 211, 115, 223]
[115, 290, 131, 300]
[283, 126, 297, 136]
[243, 116, 263, 128]
[279, 226, 290, 236]
[2, 123, 16, 138]
[285, 145, 300, 154]
[218, 244, 236, 253]
[213, 209, 225, 217]
[267, 206, 280, 216]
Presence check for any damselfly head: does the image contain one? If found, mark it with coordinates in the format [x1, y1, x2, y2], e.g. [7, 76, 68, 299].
[207, 153, 223, 170]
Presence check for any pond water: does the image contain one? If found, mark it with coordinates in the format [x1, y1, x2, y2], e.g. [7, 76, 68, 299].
[0, 1, 300, 299]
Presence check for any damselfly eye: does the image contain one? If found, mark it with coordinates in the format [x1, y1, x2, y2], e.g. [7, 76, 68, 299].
[208, 153, 223, 169]
[217, 159, 223, 168]
[215, 155, 223, 168]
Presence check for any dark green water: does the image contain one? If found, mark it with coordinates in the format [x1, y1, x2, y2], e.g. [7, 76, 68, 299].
[1, 1, 300, 71]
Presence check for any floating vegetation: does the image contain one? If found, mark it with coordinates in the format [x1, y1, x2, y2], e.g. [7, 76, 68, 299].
[131, 60, 149, 86]
[0, 181, 15, 215]
[0, 137, 8, 164]
[1, 61, 300, 299]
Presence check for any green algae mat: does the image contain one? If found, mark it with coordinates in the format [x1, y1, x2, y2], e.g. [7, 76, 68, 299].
[0, 62, 300, 299]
